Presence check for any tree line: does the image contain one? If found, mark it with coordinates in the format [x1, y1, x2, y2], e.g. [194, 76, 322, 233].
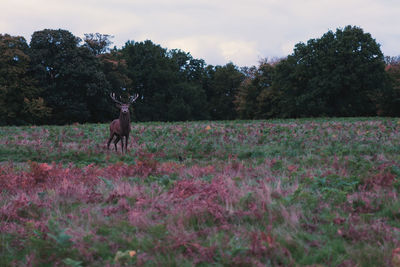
[0, 26, 399, 125]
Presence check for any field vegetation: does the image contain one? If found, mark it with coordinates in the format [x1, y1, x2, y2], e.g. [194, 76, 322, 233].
[1, 118, 400, 266]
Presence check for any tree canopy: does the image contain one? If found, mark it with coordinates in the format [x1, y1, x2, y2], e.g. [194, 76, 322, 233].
[273, 26, 387, 118]
[121, 40, 210, 121]
[0, 26, 399, 125]
[236, 26, 392, 119]
[0, 34, 50, 125]
[29, 29, 111, 124]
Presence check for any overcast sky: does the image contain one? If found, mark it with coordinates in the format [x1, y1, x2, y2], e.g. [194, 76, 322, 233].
[1, 0, 400, 66]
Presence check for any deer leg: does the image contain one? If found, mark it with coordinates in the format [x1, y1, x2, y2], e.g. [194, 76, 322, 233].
[114, 135, 121, 151]
[107, 133, 115, 150]
[120, 136, 124, 153]
[125, 134, 129, 153]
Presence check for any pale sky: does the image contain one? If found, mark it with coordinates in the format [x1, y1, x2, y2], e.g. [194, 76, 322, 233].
[1, 0, 400, 66]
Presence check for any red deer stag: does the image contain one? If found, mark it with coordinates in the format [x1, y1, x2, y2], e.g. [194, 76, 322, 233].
[107, 93, 139, 153]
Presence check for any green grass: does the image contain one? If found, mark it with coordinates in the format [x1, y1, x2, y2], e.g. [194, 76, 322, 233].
[0, 117, 400, 266]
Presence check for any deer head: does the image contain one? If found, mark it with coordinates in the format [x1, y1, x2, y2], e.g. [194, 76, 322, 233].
[110, 92, 139, 114]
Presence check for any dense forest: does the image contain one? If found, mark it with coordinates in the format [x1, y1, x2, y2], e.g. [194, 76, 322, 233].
[0, 25, 399, 125]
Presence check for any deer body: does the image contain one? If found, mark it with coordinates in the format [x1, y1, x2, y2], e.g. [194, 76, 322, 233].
[107, 93, 138, 153]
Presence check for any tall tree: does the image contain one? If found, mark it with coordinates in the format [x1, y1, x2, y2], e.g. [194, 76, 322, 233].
[83, 33, 114, 55]
[255, 62, 278, 118]
[168, 49, 208, 120]
[205, 63, 244, 120]
[235, 61, 275, 119]
[0, 34, 50, 125]
[29, 29, 111, 124]
[97, 50, 133, 121]
[381, 59, 400, 116]
[273, 26, 386, 117]
[121, 40, 208, 121]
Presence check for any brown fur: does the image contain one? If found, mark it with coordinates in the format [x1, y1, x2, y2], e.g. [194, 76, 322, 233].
[107, 104, 131, 153]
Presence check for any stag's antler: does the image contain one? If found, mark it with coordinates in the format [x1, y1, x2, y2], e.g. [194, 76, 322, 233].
[110, 93, 124, 105]
[129, 93, 139, 103]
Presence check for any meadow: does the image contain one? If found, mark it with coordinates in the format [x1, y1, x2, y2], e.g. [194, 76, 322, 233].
[0, 118, 400, 266]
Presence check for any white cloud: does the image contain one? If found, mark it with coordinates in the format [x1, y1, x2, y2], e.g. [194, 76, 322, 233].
[167, 36, 260, 66]
[219, 40, 260, 66]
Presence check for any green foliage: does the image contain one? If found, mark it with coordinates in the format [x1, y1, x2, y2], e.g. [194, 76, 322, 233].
[97, 50, 132, 122]
[23, 97, 52, 124]
[29, 29, 111, 124]
[20, 220, 80, 266]
[83, 33, 113, 55]
[63, 258, 83, 267]
[47, 220, 73, 248]
[121, 40, 209, 122]
[0, 34, 50, 125]
[235, 61, 276, 119]
[205, 63, 245, 120]
[273, 26, 386, 118]
[98, 176, 114, 190]
[382, 60, 400, 116]
[0, 25, 398, 125]
[0, 118, 400, 266]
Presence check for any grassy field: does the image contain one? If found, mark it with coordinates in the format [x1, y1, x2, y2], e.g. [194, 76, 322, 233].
[1, 118, 400, 266]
